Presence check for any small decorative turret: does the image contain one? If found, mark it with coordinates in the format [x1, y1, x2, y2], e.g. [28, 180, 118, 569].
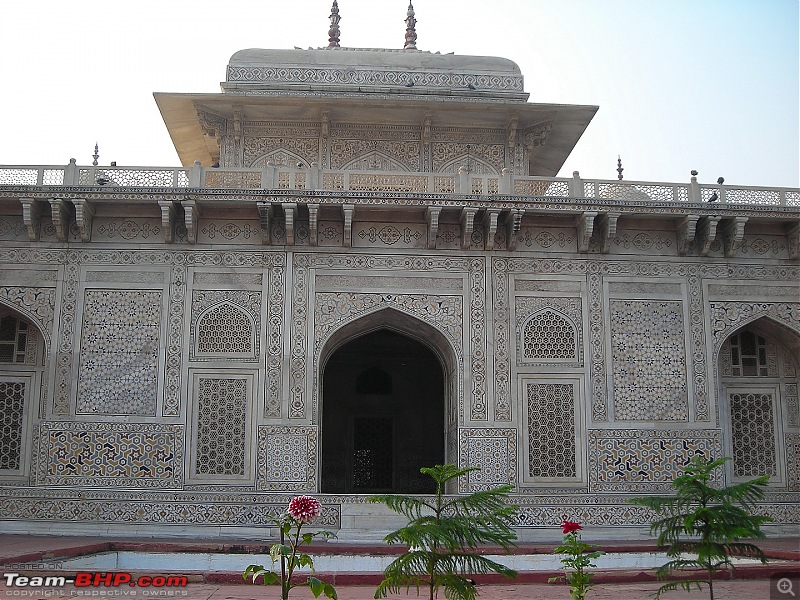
[328, 0, 341, 48]
[616, 155, 624, 180]
[404, 2, 417, 50]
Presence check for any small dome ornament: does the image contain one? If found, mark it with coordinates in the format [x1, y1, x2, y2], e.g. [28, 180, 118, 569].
[404, 2, 417, 50]
[328, 0, 341, 48]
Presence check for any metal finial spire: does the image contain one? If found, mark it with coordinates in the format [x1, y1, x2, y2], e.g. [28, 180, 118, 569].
[616, 155, 624, 180]
[404, 1, 417, 50]
[328, 0, 341, 48]
[92, 143, 99, 167]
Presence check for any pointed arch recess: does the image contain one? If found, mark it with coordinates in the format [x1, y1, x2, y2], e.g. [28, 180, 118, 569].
[710, 302, 800, 354]
[716, 314, 800, 489]
[249, 149, 311, 169]
[315, 305, 461, 424]
[438, 156, 499, 175]
[341, 151, 412, 172]
[0, 294, 54, 350]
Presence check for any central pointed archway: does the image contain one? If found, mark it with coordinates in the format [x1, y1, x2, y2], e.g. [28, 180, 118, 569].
[320, 310, 455, 494]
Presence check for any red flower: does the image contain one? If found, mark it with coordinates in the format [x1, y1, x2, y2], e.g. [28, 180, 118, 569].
[561, 520, 582, 535]
[288, 495, 321, 522]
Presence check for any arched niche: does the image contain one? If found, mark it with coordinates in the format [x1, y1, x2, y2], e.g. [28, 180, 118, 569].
[318, 308, 458, 494]
[717, 316, 800, 490]
[0, 304, 48, 479]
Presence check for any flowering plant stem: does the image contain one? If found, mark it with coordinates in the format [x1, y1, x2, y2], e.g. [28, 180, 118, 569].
[243, 496, 337, 600]
[548, 522, 603, 600]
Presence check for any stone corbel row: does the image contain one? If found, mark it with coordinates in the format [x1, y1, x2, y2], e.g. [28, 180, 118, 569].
[250, 201, 525, 251]
[20, 197, 95, 242]
[19, 197, 799, 259]
[677, 215, 750, 257]
[575, 211, 620, 253]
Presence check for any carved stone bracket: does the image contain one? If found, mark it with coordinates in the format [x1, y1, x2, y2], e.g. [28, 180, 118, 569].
[48, 198, 70, 242]
[484, 209, 500, 251]
[196, 107, 226, 139]
[460, 207, 476, 250]
[788, 221, 800, 260]
[576, 211, 598, 253]
[505, 209, 524, 251]
[19, 198, 41, 242]
[282, 203, 297, 246]
[307, 204, 319, 247]
[256, 202, 272, 245]
[342, 204, 355, 248]
[426, 206, 442, 249]
[676, 215, 700, 256]
[157, 199, 176, 244]
[596, 212, 620, 254]
[72, 199, 94, 242]
[721, 216, 748, 258]
[696, 216, 721, 257]
[182, 199, 200, 244]
[507, 115, 519, 149]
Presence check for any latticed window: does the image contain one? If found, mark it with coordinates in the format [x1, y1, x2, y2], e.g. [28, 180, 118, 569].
[196, 303, 254, 355]
[729, 392, 776, 478]
[194, 377, 247, 476]
[729, 330, 769, 377]
[521, 309, 577, 360]
[0, 380, 25, 470]
[0, 315, 29, 364]
[526, 382, 576, 479]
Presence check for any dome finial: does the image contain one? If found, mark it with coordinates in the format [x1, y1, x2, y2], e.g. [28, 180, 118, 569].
[616, 155, 624, 180]
[92, 143, 99, 167]
[328, 1, 341, 48]
[404, 1, 417, 50]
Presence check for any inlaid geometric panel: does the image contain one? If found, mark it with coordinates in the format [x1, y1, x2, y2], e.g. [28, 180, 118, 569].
[0, 380, 25, 470]
[194, 377, 248, 477]
[526, 382, 576, 479]
[610, 300, 688, 421]
[787, 434, 800, 492]
[258, 426, 317, 491]
[730, 391, 777, 478]
[590, 429, 720, 492]
[77, 290, 162, 415]
[459, 428, 517, 492]
[32, 422, 183, 488]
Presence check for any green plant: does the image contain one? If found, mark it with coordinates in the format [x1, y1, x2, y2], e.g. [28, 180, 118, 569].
[630, 456, 771, 600]
[548, 521, 604, 599]
[370, 463, 518, 600]
[243, 495, 338, 600]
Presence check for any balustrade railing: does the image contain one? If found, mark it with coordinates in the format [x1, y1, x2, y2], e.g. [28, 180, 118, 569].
[0, 160, 797, 207]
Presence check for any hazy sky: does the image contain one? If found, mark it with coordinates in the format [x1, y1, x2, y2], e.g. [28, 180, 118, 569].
[1, 0, 797, 188]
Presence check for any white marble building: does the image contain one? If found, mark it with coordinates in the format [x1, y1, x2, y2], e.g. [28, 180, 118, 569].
[0, 7, 798, 540]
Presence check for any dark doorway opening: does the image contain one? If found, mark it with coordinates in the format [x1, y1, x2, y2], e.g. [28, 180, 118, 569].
[321, 329, 445, 494]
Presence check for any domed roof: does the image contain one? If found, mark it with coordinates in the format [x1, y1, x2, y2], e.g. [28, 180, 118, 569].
[223, 47, 526, 100]
[599, 183, 653, 201]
